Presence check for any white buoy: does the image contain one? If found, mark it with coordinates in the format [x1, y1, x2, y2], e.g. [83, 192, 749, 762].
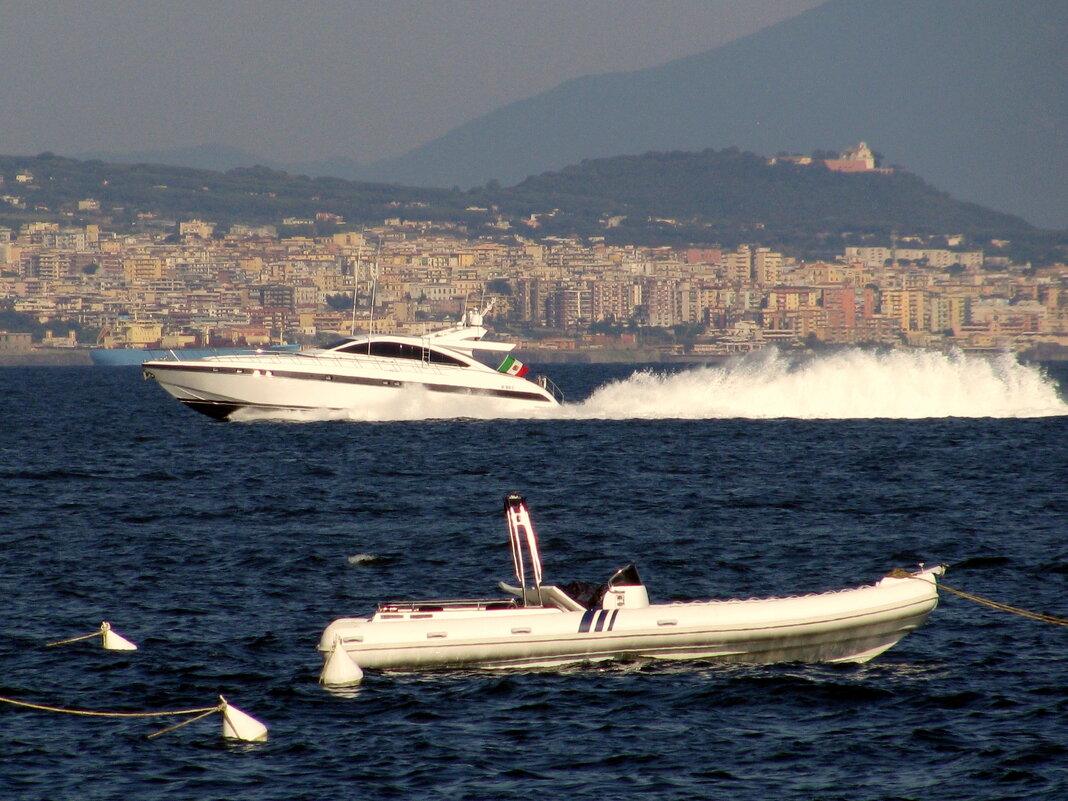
[99, 621, 138, 651]
[218, 696, 268, 742]
[319, 635, 364, 686]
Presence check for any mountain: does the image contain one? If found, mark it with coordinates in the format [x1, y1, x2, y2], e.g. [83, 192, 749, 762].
[362, 0, 1068, 230]
[75, 143, 365, 182]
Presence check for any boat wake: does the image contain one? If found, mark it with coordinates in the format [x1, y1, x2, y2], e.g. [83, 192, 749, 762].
[564, 348, 1068, 420]
[233, 349, 1067, 422]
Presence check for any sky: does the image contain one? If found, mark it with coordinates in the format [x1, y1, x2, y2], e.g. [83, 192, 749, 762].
[0, 0, 823, 165]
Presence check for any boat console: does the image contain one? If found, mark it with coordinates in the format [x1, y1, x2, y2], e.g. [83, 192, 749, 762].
[600, 564, 650, 609]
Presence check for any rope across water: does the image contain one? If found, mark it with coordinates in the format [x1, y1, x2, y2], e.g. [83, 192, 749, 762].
[891, 568, 1068, 627]
[939, 582, 1068, 627]
[0, 695, 246, 740]
[0, 695, 219, 718]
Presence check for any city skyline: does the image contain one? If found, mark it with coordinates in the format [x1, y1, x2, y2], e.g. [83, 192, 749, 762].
[3, 216, 1063, 364]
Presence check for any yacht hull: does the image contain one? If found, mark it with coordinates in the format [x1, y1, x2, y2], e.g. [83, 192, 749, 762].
[143, 353, 557, 419]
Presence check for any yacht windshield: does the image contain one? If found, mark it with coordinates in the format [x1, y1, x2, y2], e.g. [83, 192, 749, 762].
[608, 564, 643, 587]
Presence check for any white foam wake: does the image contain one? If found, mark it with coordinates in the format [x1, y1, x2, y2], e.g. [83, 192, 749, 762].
[232, 349, 1066, 422]
[564, 349, 1067, 420]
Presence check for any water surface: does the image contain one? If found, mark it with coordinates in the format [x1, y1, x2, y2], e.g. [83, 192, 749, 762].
[2, 355, 1066, 800]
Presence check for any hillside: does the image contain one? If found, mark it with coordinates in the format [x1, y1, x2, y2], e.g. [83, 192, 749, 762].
[74, 143, 365, 184]
[361, 0, 1068, 230]
[2, 150, 1062, 262]
[487, 149, 1036, 251]
[0, 154, 463, 229]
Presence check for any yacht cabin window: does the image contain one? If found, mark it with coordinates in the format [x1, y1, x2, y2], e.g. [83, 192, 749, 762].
[329, 339, 468, 367]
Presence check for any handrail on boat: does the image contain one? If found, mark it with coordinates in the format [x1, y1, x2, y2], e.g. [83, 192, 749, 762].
[151, 346, 289, 363]
[535, 374, 564, 403]
[378, 598, 519, 613]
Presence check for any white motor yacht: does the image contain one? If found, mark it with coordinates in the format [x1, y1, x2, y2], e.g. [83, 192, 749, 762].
[318, 493, 944, 681]
[142, 311, 561, 420]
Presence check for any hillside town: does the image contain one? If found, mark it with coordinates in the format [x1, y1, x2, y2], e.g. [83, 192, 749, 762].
[2, 214, 1067, 363]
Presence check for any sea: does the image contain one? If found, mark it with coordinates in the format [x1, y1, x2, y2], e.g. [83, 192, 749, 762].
[2, 349, 1066, 801]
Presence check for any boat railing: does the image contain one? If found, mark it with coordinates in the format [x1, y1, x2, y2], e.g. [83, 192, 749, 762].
[535, 373, 564, 403]
[147, 347, 259, 363]
[378, 598, 519, 613]
[148, 346, 295, 363]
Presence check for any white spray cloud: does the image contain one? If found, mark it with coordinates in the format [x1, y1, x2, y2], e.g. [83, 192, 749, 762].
[566, 349, 1067, 420]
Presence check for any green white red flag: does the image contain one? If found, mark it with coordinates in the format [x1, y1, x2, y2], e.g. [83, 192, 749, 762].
[497, 355, 529, 377]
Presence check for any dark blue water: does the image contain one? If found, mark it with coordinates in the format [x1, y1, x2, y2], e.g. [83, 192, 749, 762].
[2, 362, 1067, 800]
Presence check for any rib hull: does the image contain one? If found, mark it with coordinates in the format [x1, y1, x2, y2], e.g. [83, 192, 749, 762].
[319, 568, 942, 671]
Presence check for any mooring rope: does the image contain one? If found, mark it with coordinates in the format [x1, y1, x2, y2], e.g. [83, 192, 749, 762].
[938, 582, 1068, 627]
[891, 568, 1068, 627]
[145, 708, 221, 739]
[45, 631, 103, 647]
[0, 695, 219, 718]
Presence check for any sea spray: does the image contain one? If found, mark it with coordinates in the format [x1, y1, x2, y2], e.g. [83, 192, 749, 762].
[568, 349, 1067, 420]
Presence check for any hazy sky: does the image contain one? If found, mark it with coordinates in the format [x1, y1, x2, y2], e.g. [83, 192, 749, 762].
[1, 0, 823, 164]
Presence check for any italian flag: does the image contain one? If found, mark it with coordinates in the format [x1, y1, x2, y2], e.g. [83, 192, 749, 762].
[498, 355, 529, 377]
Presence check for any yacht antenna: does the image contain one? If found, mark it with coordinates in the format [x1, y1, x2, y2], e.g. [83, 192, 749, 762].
[349, 254, 360, 337]
[366, 242, 380, 353]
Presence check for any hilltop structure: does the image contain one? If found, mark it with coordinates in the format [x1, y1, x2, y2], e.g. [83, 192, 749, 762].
[770, 142, 894, 174]
[824, 142, 893, 174]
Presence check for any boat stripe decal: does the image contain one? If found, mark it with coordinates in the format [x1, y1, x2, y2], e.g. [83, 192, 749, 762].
[578, 609, 596, 633]
[578, 608, 621, 633]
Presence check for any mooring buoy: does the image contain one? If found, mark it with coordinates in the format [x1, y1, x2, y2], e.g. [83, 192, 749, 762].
[319, 635, 364, 686]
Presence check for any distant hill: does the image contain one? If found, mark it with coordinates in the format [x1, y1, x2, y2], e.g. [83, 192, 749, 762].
[361, 0, 1068, 230]
[5, 150, 1061, 263]
[0, 154, 451, 232]
[75, 143, 272, 174]
[75, 143, 365, 182]
[489, 149, 1037, 250]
